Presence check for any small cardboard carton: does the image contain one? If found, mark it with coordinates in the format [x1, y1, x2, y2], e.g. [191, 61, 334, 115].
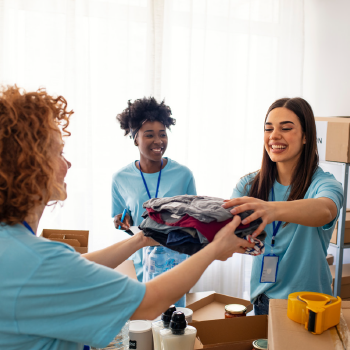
[41, 229, 89, 254]
[330, 263, 350, 298]
[327, 254, 334, 265]
[268, 299, 350, 350]
[331, 209, 350, 245]
[192, 315, 268, 349]
[315, 117, 350, 163]
[186, 293, 252, 322]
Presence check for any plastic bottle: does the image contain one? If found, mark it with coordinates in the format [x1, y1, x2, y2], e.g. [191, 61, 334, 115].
[91, 320, 129, 350]
[143, 246, 155, 282]
[152, 305, 176, 350]
[149, 246, 167, 275]
[159, 312, 197, 350]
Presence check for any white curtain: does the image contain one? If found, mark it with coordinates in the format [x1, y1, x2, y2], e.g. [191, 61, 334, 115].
[0, 0, 304, 299]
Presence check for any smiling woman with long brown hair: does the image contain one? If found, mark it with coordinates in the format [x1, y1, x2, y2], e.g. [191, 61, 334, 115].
[223, 97, 344, 315]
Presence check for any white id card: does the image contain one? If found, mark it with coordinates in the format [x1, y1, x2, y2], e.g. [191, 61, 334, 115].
[260, 254, 279, 283]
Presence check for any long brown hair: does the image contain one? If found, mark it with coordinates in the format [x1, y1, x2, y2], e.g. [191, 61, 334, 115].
[248, 97, 318, 201]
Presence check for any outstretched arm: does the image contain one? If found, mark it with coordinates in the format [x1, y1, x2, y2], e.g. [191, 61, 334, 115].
[222, 196, 337, 238]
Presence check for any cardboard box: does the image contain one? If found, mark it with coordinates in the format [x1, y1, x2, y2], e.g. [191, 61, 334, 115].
[41, 229, 89, 254]
[315, 117, 350, 163]
[186, 293, 252, 322]
[327, 254, 334, 265]
[330, 263, 350, 298]
[268, 299, 350, 349]
[192, 315, 268, 349]
[331, 209, 350, 244]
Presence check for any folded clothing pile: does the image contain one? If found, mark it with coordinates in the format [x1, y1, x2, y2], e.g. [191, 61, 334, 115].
[139, 195, 266, 256]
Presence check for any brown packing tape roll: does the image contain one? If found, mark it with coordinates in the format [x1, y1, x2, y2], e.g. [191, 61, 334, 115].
[64, 234, 88, 247]
[49, 238, 81, 247]
[49, 233, 66, 239]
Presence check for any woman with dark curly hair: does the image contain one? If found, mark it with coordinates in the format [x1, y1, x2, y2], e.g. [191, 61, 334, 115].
[112, 97, 197, 282]
[0, 86, 254, 349]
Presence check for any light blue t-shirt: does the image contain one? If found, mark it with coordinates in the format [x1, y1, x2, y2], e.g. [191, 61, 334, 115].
[111, 158, 197, 281]
[231, 167, 343, 302]
[0, 223, 146, 350]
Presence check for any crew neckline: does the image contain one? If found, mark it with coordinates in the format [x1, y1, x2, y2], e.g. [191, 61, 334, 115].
[132, 157, 170, 174]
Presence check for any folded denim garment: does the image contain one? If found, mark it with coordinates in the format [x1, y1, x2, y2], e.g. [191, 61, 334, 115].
[141, 227, 205, 255]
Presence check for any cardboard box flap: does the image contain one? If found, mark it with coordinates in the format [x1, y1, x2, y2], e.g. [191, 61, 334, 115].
[330, 264, 350, 285]
[192, 316, 267, 346]
[187, 293, 252, 321]
[65, 234, 88, 246]
[42, 229, 89, 242]
[49, 238, 81, 247]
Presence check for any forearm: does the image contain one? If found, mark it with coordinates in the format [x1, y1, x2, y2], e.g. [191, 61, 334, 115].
[273, 197, 337, 227]
[83, 233, 145, 268]
[131, 242, 219, 320]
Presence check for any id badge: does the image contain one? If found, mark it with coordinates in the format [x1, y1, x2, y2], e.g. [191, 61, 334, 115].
[260, 254, 279, 283]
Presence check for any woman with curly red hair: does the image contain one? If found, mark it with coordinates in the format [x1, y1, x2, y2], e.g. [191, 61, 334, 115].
[0, 86, 254, 350]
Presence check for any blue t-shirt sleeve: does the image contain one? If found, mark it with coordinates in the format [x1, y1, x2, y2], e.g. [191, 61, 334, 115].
[186, 172, 197, 195]
[16, 245, 146, 348]
[312, 175, 344, 230]
[112, 175, 128, 218]
[230, 175, 252, 199]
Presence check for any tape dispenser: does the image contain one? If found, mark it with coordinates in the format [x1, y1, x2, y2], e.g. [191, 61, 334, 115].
[287, 291, 341, 334]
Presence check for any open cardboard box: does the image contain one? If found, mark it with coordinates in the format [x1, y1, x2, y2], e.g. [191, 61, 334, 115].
[331, 209, 350, 244]
[330, 263, 350, 299]
[327, 254, 334, 265]
[186, 293, 252, 322]
[191, 315, 268, 350]
[41, 229, 89, 254]
[268, 299, 350, 349]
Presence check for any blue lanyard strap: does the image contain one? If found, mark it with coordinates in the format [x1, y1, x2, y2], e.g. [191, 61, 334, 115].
[23, 221, 36, 236]
[139, 159, 163, 200]
[271, 187, 282, 247]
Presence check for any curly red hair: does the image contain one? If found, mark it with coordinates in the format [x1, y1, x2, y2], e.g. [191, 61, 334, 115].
[0, 86, 73, 225]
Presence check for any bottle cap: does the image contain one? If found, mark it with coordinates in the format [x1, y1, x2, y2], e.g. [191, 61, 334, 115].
[161, 305, 177, 324]
[170, 311, 187, 334]
[225, 304, 247, 315]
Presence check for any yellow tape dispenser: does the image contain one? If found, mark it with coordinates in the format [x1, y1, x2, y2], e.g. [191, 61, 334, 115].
[287, 291, 341, 334]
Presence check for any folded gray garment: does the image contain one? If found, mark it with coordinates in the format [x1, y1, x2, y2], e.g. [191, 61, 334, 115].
[143, 195, 233, 223]
[139, 215, 209, 244]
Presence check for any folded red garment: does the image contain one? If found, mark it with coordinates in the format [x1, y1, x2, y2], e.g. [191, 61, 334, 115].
[146, 208, 251, 242]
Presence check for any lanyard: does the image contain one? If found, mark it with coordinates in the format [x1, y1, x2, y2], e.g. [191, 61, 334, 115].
[23, 221, 36, 236]
[139, 159, 163, 200]
[270, 187, 282, 247]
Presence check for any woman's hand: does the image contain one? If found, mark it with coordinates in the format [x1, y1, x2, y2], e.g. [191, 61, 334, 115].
[212, 215, 256, 261]
[114, 213, 132, 230]
[222, 197, 276, 238]
[134, 231, 160, 247]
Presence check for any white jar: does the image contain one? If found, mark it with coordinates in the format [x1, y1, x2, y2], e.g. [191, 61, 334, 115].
[159, 312, 197, 350]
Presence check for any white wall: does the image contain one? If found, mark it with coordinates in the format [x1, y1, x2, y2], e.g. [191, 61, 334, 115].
[303, 0, 350, 263]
